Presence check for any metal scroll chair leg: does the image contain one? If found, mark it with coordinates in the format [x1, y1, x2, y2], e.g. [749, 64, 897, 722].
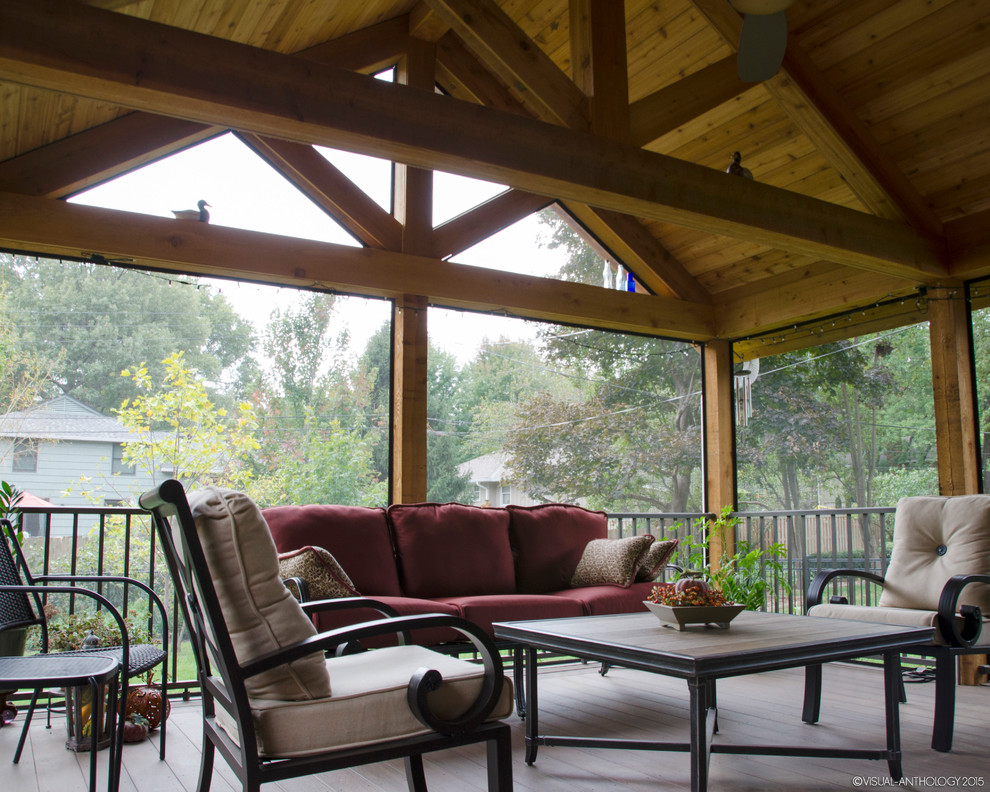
[404, 754, 428, 792]
[802, 663, 822, 723]
[12, 689, 39, 763]
[931, 650, 956, 752]
[196, 734, 216, 792]
[486, 725, 513, 792]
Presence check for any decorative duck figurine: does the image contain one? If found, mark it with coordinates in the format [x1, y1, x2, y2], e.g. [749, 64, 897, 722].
[172, 199, 211, 222]
[726, 152, 754, 179]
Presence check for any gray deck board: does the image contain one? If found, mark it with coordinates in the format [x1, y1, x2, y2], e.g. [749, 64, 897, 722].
[1, 661, 987, 791]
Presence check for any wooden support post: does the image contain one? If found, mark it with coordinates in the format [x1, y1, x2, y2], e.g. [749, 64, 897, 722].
[392, 295, 430, 504]
[570, 0, 630, 142]
[390, 38, 436, 504]
[703, 340, 736, 570]
[927, 284, 985, 685]
[928, 284, 980, 496]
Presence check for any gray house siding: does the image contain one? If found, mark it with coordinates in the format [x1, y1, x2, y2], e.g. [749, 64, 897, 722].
[0, 396, 167, 536]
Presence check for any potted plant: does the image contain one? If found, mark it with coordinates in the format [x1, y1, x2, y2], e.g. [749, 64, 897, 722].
[676, 507, 790, 611]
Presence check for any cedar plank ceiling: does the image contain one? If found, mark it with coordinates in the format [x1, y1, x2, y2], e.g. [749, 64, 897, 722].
[1, 0, 990, 354]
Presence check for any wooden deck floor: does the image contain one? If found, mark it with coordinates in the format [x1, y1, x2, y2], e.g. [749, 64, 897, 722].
[3, 661, 987, 792]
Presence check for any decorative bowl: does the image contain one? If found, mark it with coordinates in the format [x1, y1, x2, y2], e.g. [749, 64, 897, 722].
[643, 601, 746, 631]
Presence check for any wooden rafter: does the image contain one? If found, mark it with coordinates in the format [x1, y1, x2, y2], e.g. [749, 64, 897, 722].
[629, 56, 750, 148]
[431, 0, 706, 300]
[238, 133, 402, 250]
[0, 0, 947, 281]
[562, 203, 711, 303]
[0, 112, 217, 198]
[423, 0, 590, 129]
[690, 0, 943, 239]
[0, 191, 713, 340]
[431, 189, 552, 259]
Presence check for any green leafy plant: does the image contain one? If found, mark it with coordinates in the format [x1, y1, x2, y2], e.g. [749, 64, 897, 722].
[676, 507, 790, 611]
[0, 480, 22, 544]
[40, 607, 153, 653]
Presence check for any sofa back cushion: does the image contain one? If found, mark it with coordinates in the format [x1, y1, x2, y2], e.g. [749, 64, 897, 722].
[387, 503, 515, 598]
[187, 487, 332, 700]
[507, 504, 608, 594]
[878, 495, 990, 613]
[263, 504, 401, 597]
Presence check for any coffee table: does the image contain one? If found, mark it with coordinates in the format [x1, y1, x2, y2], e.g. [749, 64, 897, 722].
[494, 610, 933, 792]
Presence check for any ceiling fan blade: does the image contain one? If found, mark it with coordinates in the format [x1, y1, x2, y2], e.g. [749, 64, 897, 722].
[737, 11, 788, 82]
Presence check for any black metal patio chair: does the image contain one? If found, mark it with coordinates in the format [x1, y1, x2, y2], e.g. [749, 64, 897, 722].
[0, 518, 169, 760]
[139, 479, 512, 792]
[802, 494, 990, 752]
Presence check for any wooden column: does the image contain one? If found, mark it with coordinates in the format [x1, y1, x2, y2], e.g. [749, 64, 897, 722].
[702, 339, 736, 570]
[928, 284, 986, 685]
[928, 284, 980, 495]
[390, 38, 435, 503]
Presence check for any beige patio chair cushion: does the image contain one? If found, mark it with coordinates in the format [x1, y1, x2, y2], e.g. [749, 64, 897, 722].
[807, 603, 989, 646]
[878, 495, 990, 613]
[215, 645, 514, 757]
[187, 487, 333, 701]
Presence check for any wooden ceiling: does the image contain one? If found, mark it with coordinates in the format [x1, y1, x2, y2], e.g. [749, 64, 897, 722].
[1, 0, 989, 357]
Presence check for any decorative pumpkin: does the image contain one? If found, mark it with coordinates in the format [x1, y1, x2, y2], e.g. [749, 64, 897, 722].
[125, 685, 170, 730]
[123, 714, 149, 743]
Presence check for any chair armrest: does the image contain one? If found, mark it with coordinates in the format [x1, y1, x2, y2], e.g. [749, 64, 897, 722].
[282, 576, 309, 601]
[297, 596, 407, 647]
[33, 574, 169, 649]
[937, 574, 990, 648]
[806, 568, 886, 609]
[240, 613, 505, 736]
[0, 583, 131, 674]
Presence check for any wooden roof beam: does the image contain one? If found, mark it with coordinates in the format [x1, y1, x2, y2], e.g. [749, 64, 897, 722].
[946, 208, 990, 280]
[715, 261, 921, 339]
[0, 112, 218, 198]
[691, 0, 944, 239]
[238, 133, 402, 250]
[0, 0, 946, 280]
[0, 191, 713, 341]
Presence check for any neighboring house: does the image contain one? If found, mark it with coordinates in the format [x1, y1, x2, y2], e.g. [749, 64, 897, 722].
[0, 395, 168, 534]
[457, 451, 540, 508]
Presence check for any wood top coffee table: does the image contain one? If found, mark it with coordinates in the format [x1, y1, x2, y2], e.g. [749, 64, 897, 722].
[494, 610, 933, 792]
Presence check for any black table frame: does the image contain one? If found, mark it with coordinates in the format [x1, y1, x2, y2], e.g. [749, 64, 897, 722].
[494, 611, 933, 792]
[0, 653, 123, 792]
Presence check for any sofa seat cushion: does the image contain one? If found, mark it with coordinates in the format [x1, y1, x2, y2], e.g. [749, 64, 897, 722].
[551, 582, 657, 616]
[507, 504, 608, 594]
[807, 603, 990, 647]
[216, 646, 514, 758]
[263, 504, 402, 596]
[435, 594, 585, 637]
[312, 596, 463, 649]
[388, 503, 515, 598]
[188, 488, 332, 700]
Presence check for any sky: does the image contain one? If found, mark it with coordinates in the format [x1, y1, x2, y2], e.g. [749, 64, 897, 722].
[69, 132, 571, 365]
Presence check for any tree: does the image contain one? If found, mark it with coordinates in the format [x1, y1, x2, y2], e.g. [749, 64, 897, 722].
[116, 352, 259, 491]
[0, 255, 255, 414]
[426, 346, 473, 503]
[499, 213, 704, 511]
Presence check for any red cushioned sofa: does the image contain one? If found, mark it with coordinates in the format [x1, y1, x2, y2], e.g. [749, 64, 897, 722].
[263, 501, 663, 649]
